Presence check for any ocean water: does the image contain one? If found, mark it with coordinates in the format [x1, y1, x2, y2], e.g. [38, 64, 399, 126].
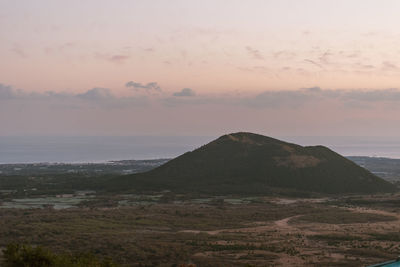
[282, 136, 400, 159]
[0, 136, 213, 164]
[1, 135, 400, 164]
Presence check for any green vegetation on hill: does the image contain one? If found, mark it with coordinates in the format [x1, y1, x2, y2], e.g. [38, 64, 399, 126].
[108, 132, 396, 195]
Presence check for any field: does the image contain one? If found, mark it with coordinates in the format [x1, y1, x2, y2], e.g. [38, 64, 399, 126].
[1, 160, 399, 266]
[1, 193, 400, 266]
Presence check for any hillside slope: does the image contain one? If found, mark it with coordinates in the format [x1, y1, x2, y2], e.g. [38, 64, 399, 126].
[108, 132, 396, 194]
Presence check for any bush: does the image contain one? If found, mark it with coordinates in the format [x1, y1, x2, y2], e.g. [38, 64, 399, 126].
[3, 243, 118, 267]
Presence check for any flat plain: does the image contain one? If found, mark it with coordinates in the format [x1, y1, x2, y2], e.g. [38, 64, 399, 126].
[1, 193, 400, 266]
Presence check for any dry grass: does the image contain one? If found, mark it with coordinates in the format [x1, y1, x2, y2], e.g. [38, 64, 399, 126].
[1, 195, 400, 266]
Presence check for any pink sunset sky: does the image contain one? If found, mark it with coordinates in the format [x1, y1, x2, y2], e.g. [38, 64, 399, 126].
[2, 0, 400, 136]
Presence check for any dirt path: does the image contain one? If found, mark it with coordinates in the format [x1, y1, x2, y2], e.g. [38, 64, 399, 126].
[274, 215, 320, 235]
[180, 215, 303, 235]
[180, 206, 400, 236]
[180, 223, 273, 235]
[347, 206, 400, 220]
[274, 215, 299, 229]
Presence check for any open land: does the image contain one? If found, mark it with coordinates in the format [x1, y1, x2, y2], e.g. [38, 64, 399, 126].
[1, 159, 400, 266]
[2, 191, 400, 266]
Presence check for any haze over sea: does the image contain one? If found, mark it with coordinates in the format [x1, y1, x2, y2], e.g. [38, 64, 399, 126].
[1, 136, 400, 164]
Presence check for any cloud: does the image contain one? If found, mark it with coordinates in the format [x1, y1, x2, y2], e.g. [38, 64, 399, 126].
[162, 95, 221, 107]
[343, 88, 400, 102]
[10, 44, 27, 58]
[304, 59, 324, 69]
[245, 46, 264, 60]
[302, 86, 322, 93]
[4, 81, 400, 112]
[355, 63, 375, 70]
[142, 48, 155, 52]
[242, 89, 315, 108]
[0, 84, 23, 100]
[77, 88, 113, 101]
[0, 85, 116, 102]
[382, 61, 398, 71]
[241, 87, 400, 109]
[94, 53, 130, 64]
[160, 86, 400, 110]
[318, 50, 333, 65]
[0, 84, 16, 99]
[272, 50, 297, 60]
[109, 55, 130, 63]
[125, 81, 162, 92]
[0, 83, 151, 109]
[173, 88, 196, 97]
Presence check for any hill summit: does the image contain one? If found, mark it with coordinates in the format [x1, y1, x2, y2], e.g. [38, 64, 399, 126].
[111, 132, 396, 195]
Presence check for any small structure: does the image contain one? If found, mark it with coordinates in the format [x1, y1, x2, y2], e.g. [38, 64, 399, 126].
[367, 257, 400, 267]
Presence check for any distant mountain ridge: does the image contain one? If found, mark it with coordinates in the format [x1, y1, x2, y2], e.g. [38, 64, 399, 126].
[108, 132, 396, 195]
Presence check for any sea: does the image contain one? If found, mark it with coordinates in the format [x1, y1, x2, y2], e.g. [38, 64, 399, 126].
[1, 135, 400, 164]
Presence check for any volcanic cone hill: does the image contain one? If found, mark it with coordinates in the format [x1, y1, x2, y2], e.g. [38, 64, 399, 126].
[108, 132, 396, 195]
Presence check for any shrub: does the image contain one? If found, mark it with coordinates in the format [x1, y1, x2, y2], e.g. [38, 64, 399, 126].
[3, 243, 118, 267]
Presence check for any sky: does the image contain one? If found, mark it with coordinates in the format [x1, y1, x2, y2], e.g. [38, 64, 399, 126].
[2, 0, 400, 136]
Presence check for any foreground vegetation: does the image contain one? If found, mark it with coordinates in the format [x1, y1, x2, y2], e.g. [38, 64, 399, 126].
[3, 243, 117, 267]
[1, 194, 400, 266]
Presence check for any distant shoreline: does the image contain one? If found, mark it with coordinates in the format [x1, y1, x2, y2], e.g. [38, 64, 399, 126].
[0, 158, 172, 165]
[2, 135, 400, 164]
[1, 155, 400, 165]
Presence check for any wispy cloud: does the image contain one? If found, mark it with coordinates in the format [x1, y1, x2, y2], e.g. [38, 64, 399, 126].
[109, 55, 130, 63]
[142, 47, 155, 52]
[245, 46, 264, 60]
[10, 44, 27, 58]
[95, 53, 130, 64]
[318, 50, 333, 65]
[382, 61, 398, 71]
[272, 50, 297, 60]
[304, 59, 324, 69]
[125, 81, 162, 92]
